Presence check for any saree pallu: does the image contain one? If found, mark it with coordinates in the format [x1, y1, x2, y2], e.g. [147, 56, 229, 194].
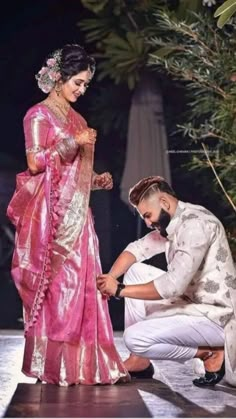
[7, 104, 129, 385]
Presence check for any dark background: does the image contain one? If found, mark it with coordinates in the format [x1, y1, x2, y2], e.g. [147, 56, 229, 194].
[1, 0, 88, 159]
[0, 0, 230, 330]
[0, 0, 143, 329]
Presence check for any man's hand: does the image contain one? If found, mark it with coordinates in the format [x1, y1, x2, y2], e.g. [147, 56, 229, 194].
[98, 273, 162, 300]
[97, 274, 119, 297]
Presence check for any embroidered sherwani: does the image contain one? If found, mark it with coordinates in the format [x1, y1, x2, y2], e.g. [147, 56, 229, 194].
[124, 200, 236, 385]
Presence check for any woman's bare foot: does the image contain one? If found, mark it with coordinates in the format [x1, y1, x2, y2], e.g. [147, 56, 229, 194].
[124, 354, 150, 372]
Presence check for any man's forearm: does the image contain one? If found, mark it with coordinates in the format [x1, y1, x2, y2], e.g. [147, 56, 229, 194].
[120, 281, 162, 300]
[109, 251, 136, 279]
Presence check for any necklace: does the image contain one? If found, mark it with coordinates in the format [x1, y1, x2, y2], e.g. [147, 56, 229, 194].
[43, 96, 71, 123]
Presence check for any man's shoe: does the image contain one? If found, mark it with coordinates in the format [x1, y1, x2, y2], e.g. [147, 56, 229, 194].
[193, 360, 225, 387]
[128, 362, 155, 379]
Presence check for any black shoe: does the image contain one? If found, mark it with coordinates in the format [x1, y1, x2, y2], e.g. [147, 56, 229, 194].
[36, 378, 42, 384]
[129, 362, 154, 379]
[193, 360, 225, 387]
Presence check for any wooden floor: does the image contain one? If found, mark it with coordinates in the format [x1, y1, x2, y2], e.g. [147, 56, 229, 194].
[1, 331, 236, 418]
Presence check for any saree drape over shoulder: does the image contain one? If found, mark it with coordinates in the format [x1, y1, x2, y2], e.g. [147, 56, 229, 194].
[7, 103, 129, 385]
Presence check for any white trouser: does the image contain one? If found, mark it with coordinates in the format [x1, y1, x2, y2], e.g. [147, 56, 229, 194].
[123, 263, 224, 362]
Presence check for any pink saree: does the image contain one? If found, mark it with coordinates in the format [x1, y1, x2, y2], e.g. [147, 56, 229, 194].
[7, 103, 129, 385]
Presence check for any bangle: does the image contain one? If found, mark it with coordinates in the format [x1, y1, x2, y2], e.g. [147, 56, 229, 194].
[33, 150, 46, 171]
[55, 136, 78, 161]
[115, 283, 126, 300]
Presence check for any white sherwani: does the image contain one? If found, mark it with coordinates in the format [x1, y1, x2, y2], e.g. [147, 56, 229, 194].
[124, 201, 236, 385]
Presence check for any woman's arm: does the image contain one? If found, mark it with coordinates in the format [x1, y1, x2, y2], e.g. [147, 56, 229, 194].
[24, 112, 96, 175]
[24, 112, 77, 174]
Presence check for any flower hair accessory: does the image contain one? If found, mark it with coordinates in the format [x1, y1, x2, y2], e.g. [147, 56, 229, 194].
[35, 49, 62, 93]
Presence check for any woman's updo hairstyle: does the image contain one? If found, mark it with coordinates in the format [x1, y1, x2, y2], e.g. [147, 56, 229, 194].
[59, 44, 96, 82]
[35, 43, 96, 93]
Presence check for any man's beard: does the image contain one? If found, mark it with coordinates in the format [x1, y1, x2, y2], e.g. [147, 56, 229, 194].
[150, 209, 171, 238]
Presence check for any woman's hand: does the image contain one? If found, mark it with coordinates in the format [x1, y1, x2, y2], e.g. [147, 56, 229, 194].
[93, 172, 113, 190]
[75, 128, 97, 146]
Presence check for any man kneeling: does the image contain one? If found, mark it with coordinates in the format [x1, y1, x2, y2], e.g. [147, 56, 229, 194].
[97, 176, 236, 387]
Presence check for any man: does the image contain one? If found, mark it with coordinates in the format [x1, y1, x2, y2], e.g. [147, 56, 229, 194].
[97, 176, 236, 387]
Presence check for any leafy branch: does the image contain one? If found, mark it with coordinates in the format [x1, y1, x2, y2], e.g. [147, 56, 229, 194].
[148, 10, 236, 228]
[214, 0, 236, 28]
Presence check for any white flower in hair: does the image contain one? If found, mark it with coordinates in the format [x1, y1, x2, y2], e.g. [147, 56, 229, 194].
[35, 49, 62, 93]
[202, 0, 216, 6]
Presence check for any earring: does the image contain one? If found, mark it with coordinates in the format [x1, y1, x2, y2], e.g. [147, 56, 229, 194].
[55, 84, 62, 97]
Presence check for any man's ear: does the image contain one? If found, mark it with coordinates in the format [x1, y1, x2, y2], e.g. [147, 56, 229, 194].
[159, 194, 170, 211]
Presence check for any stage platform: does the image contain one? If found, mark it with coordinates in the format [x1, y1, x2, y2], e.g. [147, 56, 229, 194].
[1, 331, 236, 418]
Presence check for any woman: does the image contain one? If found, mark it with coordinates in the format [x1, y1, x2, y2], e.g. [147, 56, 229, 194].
[7, 44, 129, 386]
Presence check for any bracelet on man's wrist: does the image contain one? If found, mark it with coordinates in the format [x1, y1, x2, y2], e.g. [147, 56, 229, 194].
[114, 283, 126, 300]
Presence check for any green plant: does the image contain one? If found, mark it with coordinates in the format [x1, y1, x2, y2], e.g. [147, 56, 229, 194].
[214, 0, 236, 28]
[79, 0, 203, 89]
[148, 10, 236, 253]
